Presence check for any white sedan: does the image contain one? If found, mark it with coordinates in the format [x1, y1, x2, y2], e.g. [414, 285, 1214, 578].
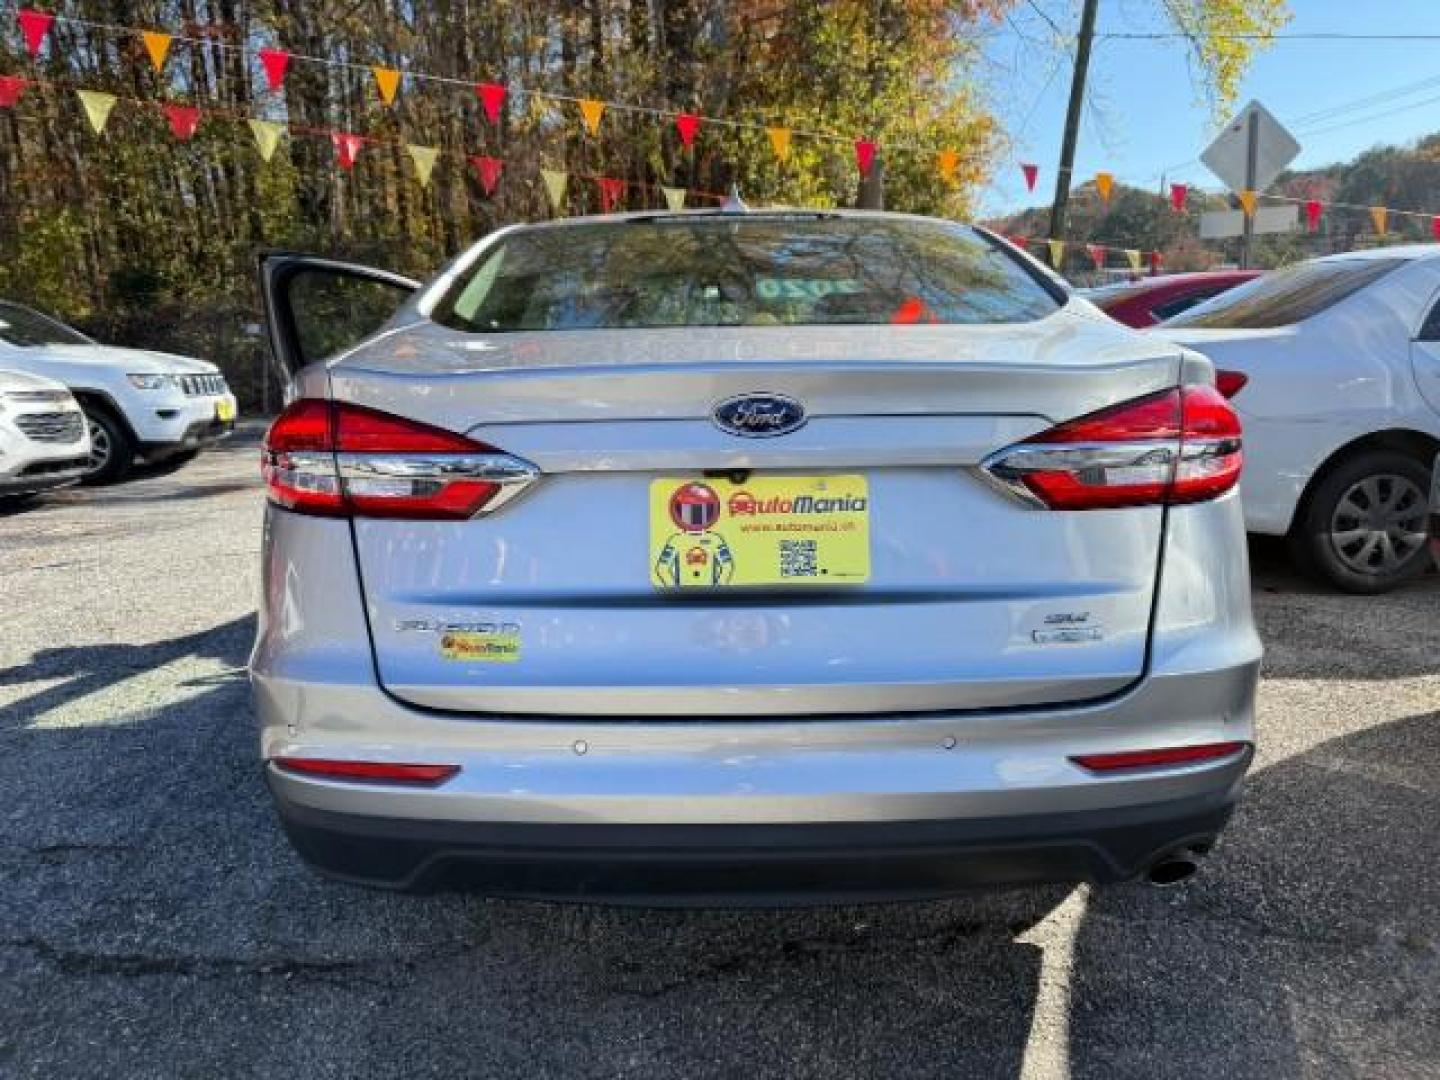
[1158, 246, 1440, 593]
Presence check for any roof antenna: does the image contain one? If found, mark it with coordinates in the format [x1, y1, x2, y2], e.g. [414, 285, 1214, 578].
[721, 184, 748, 213]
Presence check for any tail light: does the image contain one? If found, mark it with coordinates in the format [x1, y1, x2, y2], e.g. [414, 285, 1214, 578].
[1071, 741, 1249, 772]
[274, 757, 460, 785]
[262, 399, 538, 519]
[981, 385, 1242, 510]
[1215, 369, 1248, 398]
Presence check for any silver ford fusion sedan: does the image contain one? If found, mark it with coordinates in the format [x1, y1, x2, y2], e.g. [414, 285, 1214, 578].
[251, 210, 1261, 901]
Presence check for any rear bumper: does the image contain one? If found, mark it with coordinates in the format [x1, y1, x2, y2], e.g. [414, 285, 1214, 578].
[269, 763, 1246, 901]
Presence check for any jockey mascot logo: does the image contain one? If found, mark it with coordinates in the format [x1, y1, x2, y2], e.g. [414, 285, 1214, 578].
[654, 482, 735, 586]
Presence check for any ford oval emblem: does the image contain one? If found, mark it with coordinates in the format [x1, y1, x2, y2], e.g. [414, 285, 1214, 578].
[712, 393, 807, 438]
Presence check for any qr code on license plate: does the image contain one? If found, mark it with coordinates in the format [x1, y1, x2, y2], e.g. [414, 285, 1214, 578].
[779, 538, 819, 577]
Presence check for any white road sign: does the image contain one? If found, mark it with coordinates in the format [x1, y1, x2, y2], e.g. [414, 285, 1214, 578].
[1200, 100, 1301, 194]
[1199, 204, 1299, 240]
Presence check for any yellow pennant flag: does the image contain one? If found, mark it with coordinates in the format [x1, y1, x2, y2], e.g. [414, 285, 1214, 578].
[77, 90, 117, 135]
[1047, 239, 1065, 268]
[142, 30, 172, 72]
[1369, 205, 1388, 234]
[407, 145, 439, 188]
[248, 118, 283, 162]
[373, 66, 401, 105]
[767, 126, 791, 163]
[1237, 189, 1257, 217]
[541, 168, 568, 212]
[1125, 249, 1142, 272]
[1095, 172, 1114, 203]
[936, 148, 959, 182]
[578, 98, 604, 136]
[660, 185, 686, 211]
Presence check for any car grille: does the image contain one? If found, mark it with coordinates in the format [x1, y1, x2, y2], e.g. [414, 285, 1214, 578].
[179, 374, 227, 397]
[15, 411, 84, 444]
[6, 389, 72, 405]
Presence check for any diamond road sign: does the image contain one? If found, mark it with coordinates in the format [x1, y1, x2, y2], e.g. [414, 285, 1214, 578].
[1200, 100, 1300, 194]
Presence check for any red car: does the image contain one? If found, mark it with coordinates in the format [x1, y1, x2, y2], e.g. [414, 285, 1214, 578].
[1082, 271, 1260, 328]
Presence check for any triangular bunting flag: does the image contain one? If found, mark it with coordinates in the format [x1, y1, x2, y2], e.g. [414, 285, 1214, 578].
[660, 185, 686, 211]
[854, 139, 876, 176]
[17, 9, 53, 57]
[1125, 249, 1142, 272]
[164, 103, 201, 141]
[142, 30, 172, 72]
[470, 155, 503, 195]
[407, 144, 439, 187]
[258, 48, 290, 91]
[578, 98, 604, 136]
[596, 176, 626, 213]
[1432, 216, 1440, 242]
[1021, 162, 1038, 192]
[77, 90, 117, 135]
[249, 119, 283, 161]
[1086, 243, 1105, 270]
[936, 148, 959, 182]
[1369, 205, 1388, 235]
[477, 82, 506, 125]
[372, 66, 401, 105]
[0, 75, 27, 108]
[1170, 183, 1187, 212]
[541, 168, 568, 212]
[1237, 189, 1257, 217]
[1305, 200, 1322, 231]
[675, 113, 700, 148]
[767, 126, 791, 163]
[1047, 239, 1065, 268]
[1008, 235, 1029, 250]
[1149, 250, 1163, 273]
[331, 131, 363, 170]
[1095, 172, 1114, 203]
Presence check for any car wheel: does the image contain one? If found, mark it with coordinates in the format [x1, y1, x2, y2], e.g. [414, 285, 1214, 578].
[80, 407, 135, 485]
[1289, 450, 1433, 594]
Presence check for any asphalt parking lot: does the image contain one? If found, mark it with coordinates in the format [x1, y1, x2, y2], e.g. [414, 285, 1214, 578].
[2, 425, 1437, 1079]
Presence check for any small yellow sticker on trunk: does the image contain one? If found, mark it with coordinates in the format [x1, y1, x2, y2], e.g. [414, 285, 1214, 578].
[439, 629, 521, 662]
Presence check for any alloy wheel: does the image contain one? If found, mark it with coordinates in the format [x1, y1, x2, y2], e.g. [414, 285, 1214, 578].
[1327, 473, 1428, 576]
[85, 417, 111, 474]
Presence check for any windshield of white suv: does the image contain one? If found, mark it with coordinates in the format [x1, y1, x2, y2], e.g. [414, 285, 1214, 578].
[432, 216, 1061, 332]
[1161, 258, 1404, 329]
[0, 301, 93, 346]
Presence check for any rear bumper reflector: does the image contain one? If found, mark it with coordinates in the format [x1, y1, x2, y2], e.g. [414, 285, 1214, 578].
[1070, 741, 1249, 772]
[273, 758, 460, 785]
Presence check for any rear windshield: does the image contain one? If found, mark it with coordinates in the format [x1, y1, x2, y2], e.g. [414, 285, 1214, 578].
[431, 216, 1060, 332]
[1162, 258, 1402, 329]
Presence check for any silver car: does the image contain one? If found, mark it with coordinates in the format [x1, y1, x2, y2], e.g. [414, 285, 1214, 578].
[251, 211, 1261, 901]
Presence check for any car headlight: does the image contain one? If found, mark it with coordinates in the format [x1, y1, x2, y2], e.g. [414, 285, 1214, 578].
[127, 373, 178, 390]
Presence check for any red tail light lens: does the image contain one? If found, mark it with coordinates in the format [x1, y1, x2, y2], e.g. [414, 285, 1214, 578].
[982, 385, 1242, 510]
[1071, 741, 1249, 772]
[262, 399, 538, 519]
[1214, 369, 1248, 398]
[274, 757, 460, 785]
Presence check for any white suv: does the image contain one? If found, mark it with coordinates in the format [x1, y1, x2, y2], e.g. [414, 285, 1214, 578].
[0, 369, 90, 498]
[0, 300, 237, 482]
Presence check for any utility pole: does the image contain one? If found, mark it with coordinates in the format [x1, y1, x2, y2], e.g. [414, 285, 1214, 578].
[1239, 109, 1259, 269]
[1047, 0, 1100, 263]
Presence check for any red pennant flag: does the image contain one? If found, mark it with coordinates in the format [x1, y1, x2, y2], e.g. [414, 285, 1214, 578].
[1020, 162, 1038, 192]
[476, 82, 505, 125]
[855, 139, 877, 176]
[596, 176, 626, 213]
[17, 9, 54, 57]
[470, 155, 503, 195]
[1008, 235, 1029, 250]
[1170, 183, 1188, 212]
[1149, 250, 1163, 273]
[1432, 217, 1440, 242]
[258, 48, 290, 91]
[1305, 200, 1322, 232]
[1086, 243, 1105, 270]
[675, 113, 700, 148]
[331, 131, 363, 170]
[0, 75, 27, 108]
[164, 104, 201, 141]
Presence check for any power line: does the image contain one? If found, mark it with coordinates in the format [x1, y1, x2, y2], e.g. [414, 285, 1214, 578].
[1100, 31, 1440, 41]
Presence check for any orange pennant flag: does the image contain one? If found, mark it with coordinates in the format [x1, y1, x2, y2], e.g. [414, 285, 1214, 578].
[1095, 172, 1114, 203]
[142, 30, 172, 72]
[936, 148, 959, 182]
[1237, 190, 1257, 217]
[767, 126, 791, 163]
[1047, 239, 1065, 268]
[1369, 205, 1389, 235]
[373, 66, 401, 105]
[578, 98, 605, 136]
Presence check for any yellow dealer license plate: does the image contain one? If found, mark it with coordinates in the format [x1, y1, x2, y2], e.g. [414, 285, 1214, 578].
[650, 475, 870, 589]
[215, 398, 237, 422]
